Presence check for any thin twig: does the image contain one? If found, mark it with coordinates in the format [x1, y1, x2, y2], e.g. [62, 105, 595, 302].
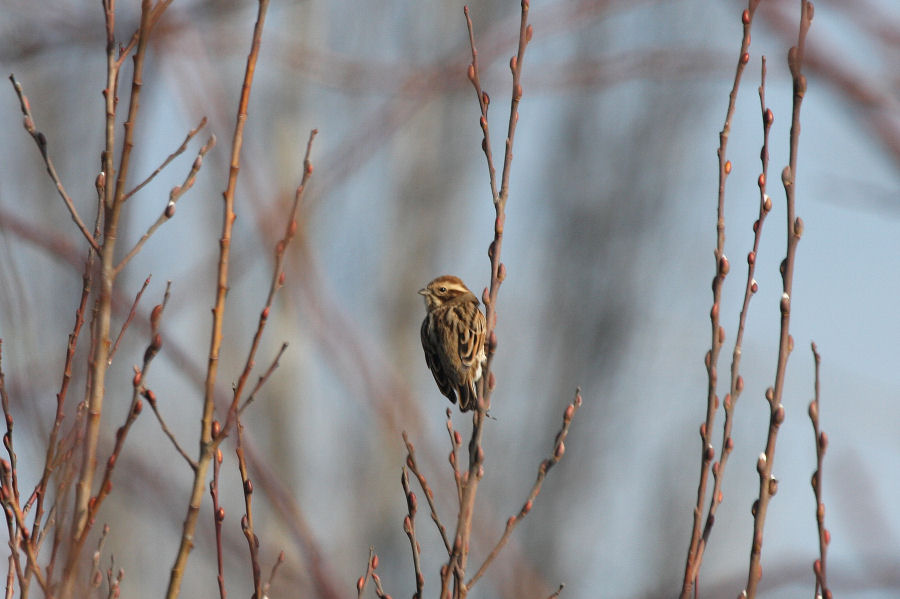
[145, 390, 198, 470]
[238, 343, 289, 416]
[466, 390, 581, 589]
[108, 275, 152, 365]
[8, 75, 100, 253]
[123, 116, 208, 201]
[546, 584, 565, 599]
[743, 2, 813, 597]
[78, 282, 171, 545]
[210, 428, 226, 599]
[679, 3, 761, 596]
[114, 134, 217, 275]
[689, 50, 775, 585]
[261, 551, 286, 599]
[401, 468, 425, 599]
[236, 422, 263, 599]
[166, 2, 270, 596]
[808, 343, 830, 599]
[403, 431, 451, 554]
[357, 548, 390, 599]
[441, 5, 532, 597]
[221, 129, 317, 436]
[70, 0, 155, 563]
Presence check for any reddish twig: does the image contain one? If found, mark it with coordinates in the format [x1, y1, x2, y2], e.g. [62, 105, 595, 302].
[441, 5, 532, 597]
[261, 551, 285, 599]
[743, 2, 812, 597]
[466, 390, 581, 589]
[680, 4, 761, 596]
[78, 282, 171, 547]
[108, 275, 152, 365]
[145, 388, 197, 470]
[546, 584, 565, 599]
[689, 52, 777, 586]
[115, 134, 217, 275]
[403, 431, 451, 554]
[166, 2, 270, 596]
[357, 549, 390, 599]
[104, 561, 122, 599]
[123, 116, 209, 201]
[0, 343, 25, 595]
[221, 129, 316, 436]
[444, 409, 463, 507]
[235, 422, 263, 599]
[8, 75, 100, 253]
[237, 343, 289, 416]
[210, 426, 227, 599]
[69, 0, 155, 562]
[808, 343, 830, 599]
[88, 525, 110, 591]
[401, 468, 425, 598]
[0, 444, 50, 597]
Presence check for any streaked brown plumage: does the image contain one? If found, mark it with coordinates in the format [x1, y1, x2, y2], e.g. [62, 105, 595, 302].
[419, 275, 487, 412]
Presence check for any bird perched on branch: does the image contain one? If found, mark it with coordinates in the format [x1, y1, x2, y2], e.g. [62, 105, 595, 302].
[419, 275, 487, 412]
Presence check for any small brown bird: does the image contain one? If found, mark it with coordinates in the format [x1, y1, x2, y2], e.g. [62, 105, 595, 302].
[419, 275, 487, 412]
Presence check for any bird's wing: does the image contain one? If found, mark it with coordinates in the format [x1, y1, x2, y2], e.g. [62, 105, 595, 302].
[421, 316, 457, 403]
[456, 301, 486, 370]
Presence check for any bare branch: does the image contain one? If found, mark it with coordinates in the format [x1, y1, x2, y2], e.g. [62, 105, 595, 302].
[114, 134, 217, 276]
[401, 468, 425, 598]
[123, 116, 208, 202]
[403, 431, 451, 554]
[108, 275, 152, 365]
[466, 390, 581, 589]
[679, 2, 762, 595]
[743, 2, 813, 596]
[808, 343, 831, 599]
[8, 75, 100, 253]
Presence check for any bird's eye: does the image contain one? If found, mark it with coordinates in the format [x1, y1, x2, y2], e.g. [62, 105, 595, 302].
[439, 286, 447, 293]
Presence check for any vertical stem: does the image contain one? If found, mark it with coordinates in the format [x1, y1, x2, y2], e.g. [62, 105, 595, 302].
[744, 2, 811, 596]
[165, 2, 269, 597]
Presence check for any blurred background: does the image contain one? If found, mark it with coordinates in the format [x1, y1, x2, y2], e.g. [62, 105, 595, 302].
[1, 0, 899, 597]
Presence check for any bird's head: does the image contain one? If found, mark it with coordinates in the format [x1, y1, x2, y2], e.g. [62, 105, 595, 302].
[418, 275, 472, 311]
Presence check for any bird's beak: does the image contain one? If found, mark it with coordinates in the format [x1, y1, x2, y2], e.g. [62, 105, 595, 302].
[417, 288, 427, 296]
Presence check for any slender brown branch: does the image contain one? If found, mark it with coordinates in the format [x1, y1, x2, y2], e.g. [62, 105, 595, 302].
[221, 129, 316, 435]
[145, 389, 198, 470]
[689, 52, 775, 584]
[108, 275, 152, 365]
[261, 551, 285, 599]
[115, 134, 217, 275]
[0, 451, 51, 598]
[0, 343, 27, 595]
[78, 283, 170, 545]
[238, 343, 288, 416]
[166, 1, 270, 596]
[357, 549, 389, 599]
[401, 468, 425, 599]
[808, 343, 830, 599]
[679, 3, 761, 596]
[402, 431, 451, 554]
[209, 427, 226, 599]
[356, 548, 377, 599]
[236, 423, 263, 599]
[744, 2, 812, 597]
[122, 116, 208, 201]
[70, 0, 155, 563]
[441, 5, 532, 597]
[466, 390, 581, 589]
[546, 584, 565, 599]
[8, 75, 100, 253]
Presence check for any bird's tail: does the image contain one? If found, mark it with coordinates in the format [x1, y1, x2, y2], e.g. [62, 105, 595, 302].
[458, 380, 478, 412]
